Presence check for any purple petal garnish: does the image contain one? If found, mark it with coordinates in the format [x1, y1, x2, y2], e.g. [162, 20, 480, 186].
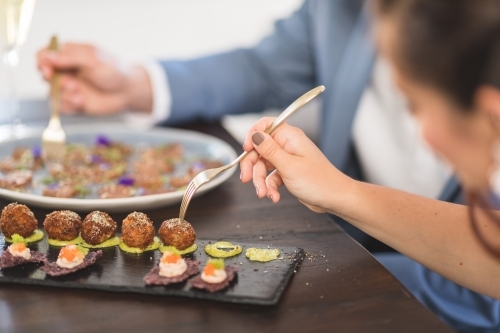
[96, 135, 111, 147]
[136, 187, 145, 196]
[117, 176, 135, 186]
[32, 146, 41, 158]
[191, 161, 205, 171]
[48, 183, 59, 189]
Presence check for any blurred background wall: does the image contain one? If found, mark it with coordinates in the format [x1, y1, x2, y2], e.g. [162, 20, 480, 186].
[16, 0, 303, 99]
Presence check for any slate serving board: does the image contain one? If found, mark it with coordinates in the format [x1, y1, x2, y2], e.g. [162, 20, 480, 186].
[0, 232, 305, 305]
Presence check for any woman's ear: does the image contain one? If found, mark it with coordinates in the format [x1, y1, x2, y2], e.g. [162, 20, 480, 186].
[476, 85, 500, 131]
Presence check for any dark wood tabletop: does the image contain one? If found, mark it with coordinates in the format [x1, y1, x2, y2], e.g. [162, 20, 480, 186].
[0, 120, 452, 333]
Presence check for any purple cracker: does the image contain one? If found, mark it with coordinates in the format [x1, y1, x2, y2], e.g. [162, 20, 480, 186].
[40, 250, 103, 277]
[0, 250, 46, 269]
[144, 259, 200, 286]
[188, 265, 239, 293]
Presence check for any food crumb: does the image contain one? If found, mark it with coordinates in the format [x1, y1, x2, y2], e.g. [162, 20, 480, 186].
[239, 262, 243, 265]
[320, 295, 324, 299]
[326, 268, 329, 272]
[259, 236, 262, 239]
[236, 225, 240, 228]
[306, 282, 309, 285]
[294, 270, 297, 273]
[264, 271, 268, 273]
[254, 269, 259, 272]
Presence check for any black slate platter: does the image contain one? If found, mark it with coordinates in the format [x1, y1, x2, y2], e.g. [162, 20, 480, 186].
[0, 232, 305, 305]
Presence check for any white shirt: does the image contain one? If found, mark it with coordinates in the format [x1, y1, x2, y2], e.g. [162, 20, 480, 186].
[141, 57, 452, 199]
[352, 58, 452, 198]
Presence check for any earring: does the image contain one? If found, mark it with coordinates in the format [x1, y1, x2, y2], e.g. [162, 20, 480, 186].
[489, 140, 500, 196]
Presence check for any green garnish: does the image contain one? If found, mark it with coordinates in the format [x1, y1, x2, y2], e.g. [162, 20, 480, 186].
[41, 177, 57, 185]
[245, 248, 281, 262]
[81, 236, 120, 248]
[206, 258, 225, 270]
[119, 237, 161, 254]
[11, 234, 27, 244]
[204, 241, 242, 258]
[76, 245, 89, 256]
[5, 230, 44, 244]
[159, 243, 197, 255]
[47, 235, 84, 247]
[74, 185, 91, 198]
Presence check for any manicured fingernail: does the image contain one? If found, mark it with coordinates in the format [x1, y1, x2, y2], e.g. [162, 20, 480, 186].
[252, 132, 264, 146]
[269, 195, 273, 201]
[242, 140, 246, 149]
[255, 186, 259, 196]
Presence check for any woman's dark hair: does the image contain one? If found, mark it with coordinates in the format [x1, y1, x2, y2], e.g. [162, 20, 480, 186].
[375, 0, 500, 110]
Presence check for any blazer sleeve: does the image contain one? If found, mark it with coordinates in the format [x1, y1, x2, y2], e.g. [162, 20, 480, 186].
[159, 1, 316, 125]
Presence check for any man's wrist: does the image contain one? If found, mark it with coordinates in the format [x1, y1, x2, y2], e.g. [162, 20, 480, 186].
[123, 65, 153, 113]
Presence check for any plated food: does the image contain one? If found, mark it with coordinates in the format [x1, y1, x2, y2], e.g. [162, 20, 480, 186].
[143, 249, 200, 286]
[0, 235, 46, 269]
[0, 202, 44, 243]
[158, 218, 197, 253]
[245, 248, 281, 262]
[0, 135, 223, 201]
[44, 210, 83, 246]
[80, 211, 119, 248]
[189, 258, 238, 293]
[204, 241, 242, 258]
[119, 212, 160, 254]
[40, 244, 103, 277]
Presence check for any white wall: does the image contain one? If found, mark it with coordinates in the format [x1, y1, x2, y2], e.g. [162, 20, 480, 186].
[13, 0, 303, 99]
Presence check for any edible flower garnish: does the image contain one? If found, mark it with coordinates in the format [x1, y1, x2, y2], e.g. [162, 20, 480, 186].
[32, 146, 41, 159]
[117, 176, 135, 186]
[95, 135, 111, 147]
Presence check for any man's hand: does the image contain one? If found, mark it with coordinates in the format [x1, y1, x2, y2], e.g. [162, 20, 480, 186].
[37, 43, 153, 115]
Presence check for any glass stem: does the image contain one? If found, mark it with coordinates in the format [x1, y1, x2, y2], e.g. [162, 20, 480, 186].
[3, 49, 21, 128]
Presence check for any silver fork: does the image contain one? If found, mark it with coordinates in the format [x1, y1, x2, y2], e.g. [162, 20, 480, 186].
[178, 85, 325, 221]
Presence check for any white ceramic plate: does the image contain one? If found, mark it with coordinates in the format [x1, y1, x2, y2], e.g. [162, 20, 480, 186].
[0, 123, 238, 212]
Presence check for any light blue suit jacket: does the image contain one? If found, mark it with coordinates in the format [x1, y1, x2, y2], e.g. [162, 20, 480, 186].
[159, 0, 498, 331]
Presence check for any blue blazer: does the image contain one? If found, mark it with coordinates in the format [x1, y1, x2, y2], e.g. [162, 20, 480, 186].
[160, 0, 461, 202]
[160, 1, 498, 330]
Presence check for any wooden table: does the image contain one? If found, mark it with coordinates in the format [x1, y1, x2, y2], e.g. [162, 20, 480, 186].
[0, 121, 452, 333]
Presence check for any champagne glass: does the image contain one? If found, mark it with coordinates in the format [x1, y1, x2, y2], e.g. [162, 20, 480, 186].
[0, 0, 36, 140]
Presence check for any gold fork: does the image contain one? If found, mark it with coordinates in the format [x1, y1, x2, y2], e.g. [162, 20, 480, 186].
[178, 85, 326, 221]
[42, 36, 66, 162]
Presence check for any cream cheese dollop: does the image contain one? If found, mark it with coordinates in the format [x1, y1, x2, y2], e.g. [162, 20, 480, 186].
[56, 245, 84, 269]
[8, 243, 31, 260]
[159, 258, 187, 277]
[201, 269, 227, 284]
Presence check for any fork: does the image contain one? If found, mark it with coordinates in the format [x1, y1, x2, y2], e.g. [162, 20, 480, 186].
[178, 85, 326, 221]
[42, 36, 66, 162]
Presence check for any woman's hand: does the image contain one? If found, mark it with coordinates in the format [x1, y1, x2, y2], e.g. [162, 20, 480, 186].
[37, 43, 153, 115]
[239, 117, 354, 213]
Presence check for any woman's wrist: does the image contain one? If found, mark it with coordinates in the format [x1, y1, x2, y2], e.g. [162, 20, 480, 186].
[323, 168, 360, 216]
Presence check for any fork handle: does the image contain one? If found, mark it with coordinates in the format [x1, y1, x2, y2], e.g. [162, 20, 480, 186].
[229, 85, 325, 167]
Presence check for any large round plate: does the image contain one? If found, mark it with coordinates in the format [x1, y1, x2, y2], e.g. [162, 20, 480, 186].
[0, 123, 238, 212]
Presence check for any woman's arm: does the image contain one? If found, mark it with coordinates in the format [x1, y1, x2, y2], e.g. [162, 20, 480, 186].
[241, 117, 500, 299]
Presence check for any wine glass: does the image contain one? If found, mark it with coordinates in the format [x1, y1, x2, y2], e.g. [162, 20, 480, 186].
[0, 0, 36, 141]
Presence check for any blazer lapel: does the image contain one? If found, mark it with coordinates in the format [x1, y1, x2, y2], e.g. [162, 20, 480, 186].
[319, 7, 376, 170]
